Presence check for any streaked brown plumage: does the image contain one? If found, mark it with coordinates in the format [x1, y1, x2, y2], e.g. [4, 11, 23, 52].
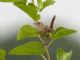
[34, 15, 56, 33]
[34, 16, 56, 45]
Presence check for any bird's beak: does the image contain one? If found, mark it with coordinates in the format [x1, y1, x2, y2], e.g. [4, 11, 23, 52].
[33, 22, 37, 25]
[33, 22, 38, 24]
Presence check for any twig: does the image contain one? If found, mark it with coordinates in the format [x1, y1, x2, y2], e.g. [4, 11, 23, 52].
[38, 35, 44, 44]
[41, 55, 47, 60]
[39, 35, 51, 60]
[47, 34, 55, 48]
[44, 46, 51, 60]
[47, 40, 54, 48]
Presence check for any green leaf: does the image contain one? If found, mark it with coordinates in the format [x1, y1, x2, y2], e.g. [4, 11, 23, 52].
[51, 27, 76, 40]
[0, 48, 6, 57]
[9, 41, 45, 55]
[0, 57, 6, 60]
[0, 48, 6, 60]
[0, 0, 27, 2]
[57, 48, 72, 60]
[41, 0, 55, 11]
[14, 3, 40, 21]
[17, 25, 38, 40]
[28, 3, 37, 8]
[37, 0, 43, 10]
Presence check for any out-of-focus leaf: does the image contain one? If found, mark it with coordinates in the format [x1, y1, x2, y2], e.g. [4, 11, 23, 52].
[0, 0, 27, 2]
[41, 0, 55, 11]
[51, 27, 76, 40]
[0, 57, 5, 60]
[9, 41, 45, 55]
[0, 48, 6, 57]
[0, 48, 6, 60]
[37, 0, 43, 10]
[14, 3, 40, 21]
[17, 25, 38, 40]
[57, 48, 72, 60]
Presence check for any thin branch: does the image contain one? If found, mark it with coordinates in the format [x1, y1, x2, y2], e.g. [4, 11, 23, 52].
[44, 46, 51, 60]
[47, 34, 55, 48]
[38, 35, 44, 44]
[39, 35, 51, 60]
[41, 55, 47, 60]
[47, 40, 54, 48]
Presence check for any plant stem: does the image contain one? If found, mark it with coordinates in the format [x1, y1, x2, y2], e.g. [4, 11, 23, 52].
[47, 40, 54, 48]
[41, 55, 47, 60]
[39, 36, 51, 60]
[38, 35, 44, 44]
[47, 34, 55, 48]
[44, 46, 51, 60]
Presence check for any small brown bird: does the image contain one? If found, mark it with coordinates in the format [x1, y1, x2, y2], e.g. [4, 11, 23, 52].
[34, 16, 56, 45]
[34, 16, 56, 33]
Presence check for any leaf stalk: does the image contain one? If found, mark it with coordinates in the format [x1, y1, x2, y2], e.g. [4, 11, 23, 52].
[39, 35, 51, 60]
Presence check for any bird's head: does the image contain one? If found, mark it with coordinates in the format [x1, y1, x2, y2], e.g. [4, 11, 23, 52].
[33, 21, 44, 28]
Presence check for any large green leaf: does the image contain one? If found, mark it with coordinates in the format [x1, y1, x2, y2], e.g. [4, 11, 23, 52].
[0, 57, 5, 60]
[51, 27, 76, 40]
[0, 48, 6, 60]
[0, 0, 27, 2]
[14, 3, 40, 21]
[37, 0, 43, 10]
[9, 41, 45, 55]
[0, 48, 6, 57]
[17, 25, 38, 40]
[57, 48, 72, 60]
[41, 0, 55, 11]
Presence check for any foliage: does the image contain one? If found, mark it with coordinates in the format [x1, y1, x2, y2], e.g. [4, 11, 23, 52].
[57, 48, 72, 60]
[51, 27, 76, 40]
[0, 0, 55, 21]
[9, 41, 45, 55]
[37, 0, 43, 10]
[16, 24, 76, 60]
[17, 25, 38, 40]
[0, 0, 77, 60]
[14, 3, 40, 21]
[0, 0, 27, 2]
[0, 48, 6, 60]
[42, 0, 55, 11]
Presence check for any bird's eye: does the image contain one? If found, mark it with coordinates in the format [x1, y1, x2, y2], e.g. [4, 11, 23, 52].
[37, 22, 40, 25]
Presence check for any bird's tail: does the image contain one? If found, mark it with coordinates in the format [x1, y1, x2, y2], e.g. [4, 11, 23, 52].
[50, 15, 56, 29]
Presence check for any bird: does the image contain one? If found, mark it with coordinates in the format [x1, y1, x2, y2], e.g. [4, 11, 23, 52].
[34, 15, 56, 45]
[34, 15, 56, 33]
